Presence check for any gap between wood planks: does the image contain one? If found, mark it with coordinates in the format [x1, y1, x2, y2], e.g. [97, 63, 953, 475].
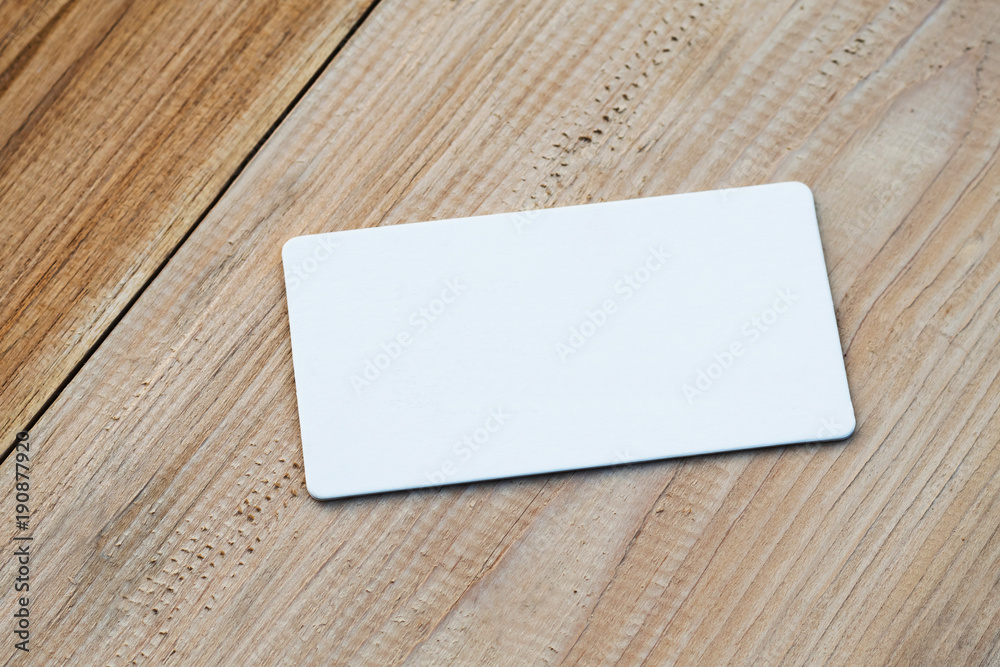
[0, 0, 385, 466]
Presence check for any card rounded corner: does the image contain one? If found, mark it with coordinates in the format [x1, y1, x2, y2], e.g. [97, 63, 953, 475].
[281, 235, 306, 263]
[782, 180, 815, 203]
[303, 472, 334, 501]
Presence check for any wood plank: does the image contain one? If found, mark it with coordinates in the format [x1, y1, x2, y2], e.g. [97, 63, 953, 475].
[0, 0, 377, 451]
[4, 0, 1000, 663]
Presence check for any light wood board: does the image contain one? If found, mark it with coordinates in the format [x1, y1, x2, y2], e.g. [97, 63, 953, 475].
[2, 0, 1000, 664]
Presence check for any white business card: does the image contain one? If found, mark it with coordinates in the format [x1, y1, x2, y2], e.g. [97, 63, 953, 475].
[283, 182, 854, 499]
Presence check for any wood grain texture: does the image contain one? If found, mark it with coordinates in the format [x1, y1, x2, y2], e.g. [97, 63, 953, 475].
[3, 0, 1000, 663]
[0, 0, 376, 451]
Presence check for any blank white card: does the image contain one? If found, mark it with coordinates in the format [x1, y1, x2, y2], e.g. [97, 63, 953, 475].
[283, 182, 855, 499]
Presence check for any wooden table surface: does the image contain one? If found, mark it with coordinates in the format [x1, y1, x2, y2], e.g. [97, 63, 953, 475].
[2, 0, 999, 664]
